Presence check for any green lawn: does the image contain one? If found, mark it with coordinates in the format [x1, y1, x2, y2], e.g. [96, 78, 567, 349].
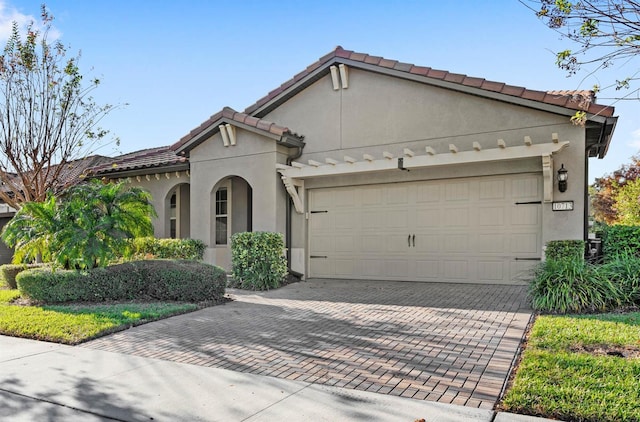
[501, 313, 640, 422]
[0, 289, 198, 344]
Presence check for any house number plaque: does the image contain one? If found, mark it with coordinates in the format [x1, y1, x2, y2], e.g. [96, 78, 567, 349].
[552, 201, 574, 211]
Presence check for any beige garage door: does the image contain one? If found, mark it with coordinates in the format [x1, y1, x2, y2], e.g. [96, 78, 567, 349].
[308, 173, 542, 284]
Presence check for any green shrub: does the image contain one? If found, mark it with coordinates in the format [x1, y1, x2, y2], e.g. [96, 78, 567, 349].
[545, 240, 585, 261]
[529, 257, 624, 313]
[0, 264, 48, 289]
[16, 260, 226, 303]
[129, 237, 206, 260]
[230, 232, 287, 290]
[601, 225, 640, 258]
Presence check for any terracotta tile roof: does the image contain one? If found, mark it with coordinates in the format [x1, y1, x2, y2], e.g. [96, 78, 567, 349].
[0, 155, 113, 194]
[171, 106, 302, 153]
[90, 146, 188, 176]
[243, 46, 615, 118]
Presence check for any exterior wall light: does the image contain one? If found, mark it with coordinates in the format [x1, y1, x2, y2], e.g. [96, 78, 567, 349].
[557, 164, 568, 192]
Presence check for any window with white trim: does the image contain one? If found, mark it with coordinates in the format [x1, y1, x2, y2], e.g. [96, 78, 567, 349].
[169, 191, 177, 239]
[215, 187, 228, 245]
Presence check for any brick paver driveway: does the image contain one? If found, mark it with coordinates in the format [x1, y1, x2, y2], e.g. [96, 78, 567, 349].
[83, 279, 532, 410]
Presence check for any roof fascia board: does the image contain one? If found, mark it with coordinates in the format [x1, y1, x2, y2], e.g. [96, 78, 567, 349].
[250, 56, 609, 124]
[175, 118, 284, 154]
[597, 116, 617, 158]
[248, 64, 337, 117]
[341, 59, 609, 121]
[92, 163, 190, 179]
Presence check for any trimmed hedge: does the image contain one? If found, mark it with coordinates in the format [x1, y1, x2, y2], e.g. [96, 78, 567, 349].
[129, 237, 206, 260]
[0, 264, 47, 289]
[16, 260, 226, 303]
[602, 225, 640, 258]
[230, 231, 287, 290]
[545, 240, 586, 261]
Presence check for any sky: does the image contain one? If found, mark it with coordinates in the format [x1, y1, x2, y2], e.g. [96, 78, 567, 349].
[0, 0, 638, 182]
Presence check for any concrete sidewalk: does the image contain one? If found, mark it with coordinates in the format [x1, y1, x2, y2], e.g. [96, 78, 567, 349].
[0, 335, 558, 422]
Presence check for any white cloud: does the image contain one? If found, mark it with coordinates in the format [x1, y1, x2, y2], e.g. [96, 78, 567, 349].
[0, 1, 60, 43]
[627, 128, 640, 149]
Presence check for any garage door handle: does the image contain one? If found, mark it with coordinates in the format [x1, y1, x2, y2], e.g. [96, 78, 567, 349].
[408, 235, 411, 247]
[310, 255, 328, 259]
[412, 234, 415, 247]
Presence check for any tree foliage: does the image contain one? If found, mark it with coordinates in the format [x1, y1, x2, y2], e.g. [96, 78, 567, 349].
[0, 5, 117, 209]
[614, 178, 640, 224]
[529, 0, 640, 104]
[591, 155, 640, 224]
[1, 180, 156, 269]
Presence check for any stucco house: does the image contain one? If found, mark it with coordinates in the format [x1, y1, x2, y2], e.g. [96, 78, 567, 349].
[90, 46, 617, 284]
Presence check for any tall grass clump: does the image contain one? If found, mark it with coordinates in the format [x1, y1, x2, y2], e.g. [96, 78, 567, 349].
[597, 253, 640, 304]
[529, 257, 623, 313]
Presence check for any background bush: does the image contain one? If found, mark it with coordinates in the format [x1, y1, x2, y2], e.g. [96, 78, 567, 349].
[230, 231, 287, 290]
[0, 264, 47, 289]
[601, 225, 640, 258]
[16, 260, 226, 303]
[128, 237, 206, 260]
[545, 240, 585, 261]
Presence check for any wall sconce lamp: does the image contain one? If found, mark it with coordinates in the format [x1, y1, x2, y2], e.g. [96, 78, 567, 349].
[557, 164, 568, 192]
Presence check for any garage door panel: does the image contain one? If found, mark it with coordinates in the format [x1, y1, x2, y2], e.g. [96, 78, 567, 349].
[478, 234, 507, 253]
[361, 187, 383, 205]
[387, 235, 411, 253]
[309, 173, 542, 284]
[442, 208, 469, 227]
[414, 234, 440, 252]
[386, 185, 410, 204]
[478, 261, 506, 281]
[415, 208, 440, 227]
[311, 190, 333, 208]
[309, 258, 333, 277]
[386, 208, 410, 228]
[385, 259, 410, 278]
[361, 211, 385, 230]
[334, 189, 357, 207]
[334, 236, 355, 252]
[479, 180, 506, 200]
[310, 212, 331, 231]
[478, 206, 505, 226]
[416, 184, 441, 202]
[310, 236, 333, 254]
[443, 260, 469, 279]
[511, 206, 541, 226]
[362, 259, 385, 277]
[361, 235, 386, 252]
[444, 234, 471, 253]
[511, 233, 540, 254]
[512, 177, 541, 200]
[414, 260, 439, 278]
[335, 259, 356, 277]
[510, 260, 537, 281]
[445, 182, 470, 201]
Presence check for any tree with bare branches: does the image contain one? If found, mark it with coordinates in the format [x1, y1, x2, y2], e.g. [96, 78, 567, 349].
[525, 1, 640, 121]
[0, 5, 117, 209]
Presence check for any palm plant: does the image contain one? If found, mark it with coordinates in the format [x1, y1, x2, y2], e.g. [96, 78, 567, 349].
[1, 180, 157, 269]
[1, 194, 58, 263]
[57, 180, 157, 269]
